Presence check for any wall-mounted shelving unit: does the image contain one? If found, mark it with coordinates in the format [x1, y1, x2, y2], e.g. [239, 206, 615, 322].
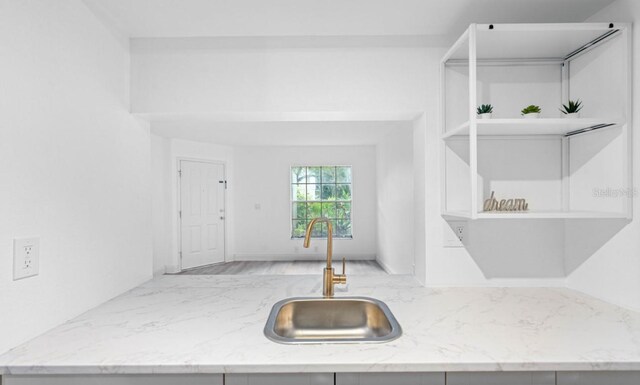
[442, 118, 621, 139]
[440, 23, 633, 220]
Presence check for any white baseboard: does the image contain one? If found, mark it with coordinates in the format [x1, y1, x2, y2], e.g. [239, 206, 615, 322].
[233, 253, 376, 262]
[375, 258, 414, 275]
[376, 258, 394, 274]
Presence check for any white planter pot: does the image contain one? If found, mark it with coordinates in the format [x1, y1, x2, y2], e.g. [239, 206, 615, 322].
[563, 112, 580, 119]
[478, 113, 492, 119]
[523, 113, 540, 119]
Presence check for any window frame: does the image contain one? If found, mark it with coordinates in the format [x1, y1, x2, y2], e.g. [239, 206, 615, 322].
[289, 165, 354, 240]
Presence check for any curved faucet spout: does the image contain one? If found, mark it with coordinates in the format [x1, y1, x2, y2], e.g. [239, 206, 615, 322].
[303, 217, 346, 297]
[303, 217, 333, 269]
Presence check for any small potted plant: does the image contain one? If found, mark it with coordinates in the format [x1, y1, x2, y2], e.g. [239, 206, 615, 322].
[521, 105, 541, 119]
[477, 104, 494, 119]
[560, 99, 583, 118]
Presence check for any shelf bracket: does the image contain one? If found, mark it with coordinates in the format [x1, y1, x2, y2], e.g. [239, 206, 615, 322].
[564, 29, 620, 61]
[564, 123, 616, 137]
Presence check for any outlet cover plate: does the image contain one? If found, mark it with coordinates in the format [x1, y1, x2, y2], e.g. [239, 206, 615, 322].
[13, 237, 40, 280]
[443, 221, 466, 248]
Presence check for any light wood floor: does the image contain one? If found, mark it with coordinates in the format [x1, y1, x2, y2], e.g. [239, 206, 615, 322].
[176, 260, 387, 275]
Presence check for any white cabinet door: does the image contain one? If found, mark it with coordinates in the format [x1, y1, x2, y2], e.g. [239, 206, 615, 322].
[446, 372, 555, 385]
[557, 371, 640, 385]
[3, 374, 222, 385]
[337, 372, 445, 385]
[225, 373, 333, 385]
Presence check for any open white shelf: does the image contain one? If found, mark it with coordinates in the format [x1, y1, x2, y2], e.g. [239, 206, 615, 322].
[442, 118, 621, 139]
[448, 23, 621, 61]
[443, 210, 628, 220]
[440, 22, 633, 221]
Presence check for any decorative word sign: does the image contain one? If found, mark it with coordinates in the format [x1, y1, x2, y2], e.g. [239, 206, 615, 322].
[483, 191, 529, 212]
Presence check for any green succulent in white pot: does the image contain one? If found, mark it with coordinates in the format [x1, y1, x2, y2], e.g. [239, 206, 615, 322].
[560, 99, 583, 118]
[521, 105, 541, 119]
[477, 104, 494, 119]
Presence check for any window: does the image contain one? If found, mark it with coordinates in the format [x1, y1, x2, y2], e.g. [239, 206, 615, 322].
[291, 166, 352, 239]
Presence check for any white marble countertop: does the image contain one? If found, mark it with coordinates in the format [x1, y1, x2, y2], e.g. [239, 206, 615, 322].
[1, 274, 640, 375]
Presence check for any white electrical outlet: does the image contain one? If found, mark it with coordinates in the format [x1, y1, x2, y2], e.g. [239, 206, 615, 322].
[454, 223, 466, 243]
[443, 221, 467, 247]
[13, 237, 40, 280]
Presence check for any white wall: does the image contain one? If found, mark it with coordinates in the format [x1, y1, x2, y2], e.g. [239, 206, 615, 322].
[131, 37, 432, 114]
[0, 0, 152, 354]
[151, 135, 172, 275]
[376, 127, 415, 273]
[565, 0, 640, 311]
[232, 146, 377, 261]
[412, 114, 428, 284]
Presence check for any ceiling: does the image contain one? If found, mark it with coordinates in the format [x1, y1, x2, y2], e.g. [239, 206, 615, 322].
[150, 120, 411, 146]
[83, 0, 616, 40]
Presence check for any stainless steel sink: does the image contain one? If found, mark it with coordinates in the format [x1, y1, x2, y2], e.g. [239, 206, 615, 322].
[264, 297, 402, 344]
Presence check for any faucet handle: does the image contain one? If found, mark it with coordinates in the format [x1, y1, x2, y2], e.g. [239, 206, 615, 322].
[342, 257, 346, 275]
[332, 257, 348, 286]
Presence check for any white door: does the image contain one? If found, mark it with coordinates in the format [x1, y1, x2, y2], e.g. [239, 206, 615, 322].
[179, 160, 225, 270]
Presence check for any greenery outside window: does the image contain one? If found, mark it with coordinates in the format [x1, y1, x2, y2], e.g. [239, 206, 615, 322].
[291, 166, 352, 239]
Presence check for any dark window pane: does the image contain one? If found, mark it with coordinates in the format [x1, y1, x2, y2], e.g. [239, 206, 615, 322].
[336, 166, 352, 183]
[336, 184, 352, 200]
[291, 167, 306, 183]
[292, 202, 306, 220]
[321, 184, 336, 200]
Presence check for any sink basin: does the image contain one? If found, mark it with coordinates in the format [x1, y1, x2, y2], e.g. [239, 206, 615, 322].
[264, 297, 402, 344]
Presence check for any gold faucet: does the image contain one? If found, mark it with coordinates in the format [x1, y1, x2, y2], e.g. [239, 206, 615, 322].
[303, 218, 347, 298]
